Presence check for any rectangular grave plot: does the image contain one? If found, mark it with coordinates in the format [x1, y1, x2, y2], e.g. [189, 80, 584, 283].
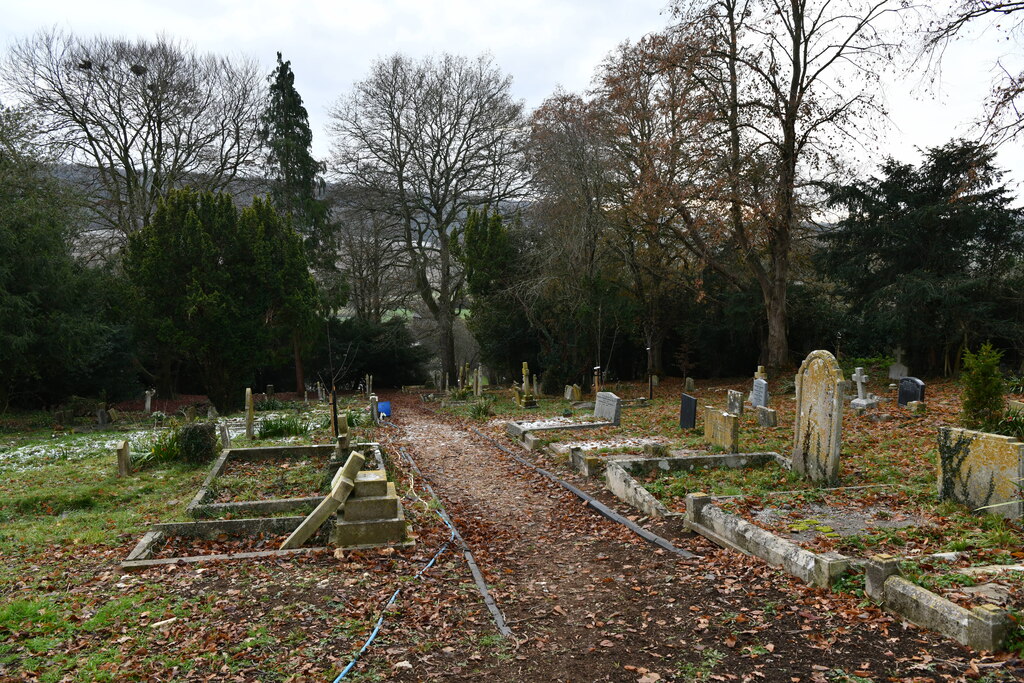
[122, 517, 332, 570]
[188, 443, 382, 518]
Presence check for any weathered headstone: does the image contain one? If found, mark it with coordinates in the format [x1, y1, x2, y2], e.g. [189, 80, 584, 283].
[533, 375, 539, 397]
[219, 423, 231, 449]
[792, 350, 845, 485]
[317, 382, 324, 402]
[281, 450, 365, 549]
[850, 367, 880, 410]
[750, 379, 769, 409]
[266, 384, 274, 397]
[756, 406, 778, 427]
[594, 392, 622, 426]
[651, 375, 659, 387]
[245, 388, 254, 439]
[727, 390, 744, 416]
[898, 377, 925, 407]
[564, 385, 574, 400]
[939, 427, 1024, 519]
[116, 440, 130, 477]
[96, 408, 110, 427]
[206, 405, 218, 419]
[704, 407, 739, 452]
[370, 394, 380, 425]
[572, 384, 583, 401]
[889, 348, 909, 380]
[679, 393, 698, 429]
[684, 377, 695, 392]
[144, 388, 156, 413]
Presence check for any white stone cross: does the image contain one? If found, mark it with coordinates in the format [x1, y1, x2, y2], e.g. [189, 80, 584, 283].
[144, 389, 156, 413]
[851, 367, 869, 400]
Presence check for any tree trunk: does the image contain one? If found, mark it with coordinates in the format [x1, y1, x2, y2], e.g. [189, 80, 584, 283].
[437, 307, 458, 386]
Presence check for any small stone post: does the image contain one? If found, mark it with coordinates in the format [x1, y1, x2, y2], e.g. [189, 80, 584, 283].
[144, 389, 156, 413]
[865, 554, 901, 603]
[244, 388, 254, 439]
[280, 451, 365, 550]
[522, 362, 530, 394]
[266, 384, 274, 398]
[338, 410, 350, 449]
[594, 366, 601, 394]
[116, 440, 130, 477]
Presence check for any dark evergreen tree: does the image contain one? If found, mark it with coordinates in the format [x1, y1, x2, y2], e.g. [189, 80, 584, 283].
[261, 52, 330, 267]
[0, 106, 129, 409]
[124, 189, 318, 411]
[820, 140, 1024, 373]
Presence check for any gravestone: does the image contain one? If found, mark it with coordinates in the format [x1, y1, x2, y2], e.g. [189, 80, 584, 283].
[594, 392, 622, 426]
[757, 406, 778, 427]
[474, 367, 483, 397]
[370, 395, 380, 425]
[727, 390, 744, 416]
[317, 383, 324, 402]
[684, 377, 695, 392]
[750, 379, 769, 408]
[245, 388, 254, 439]
[207, 405, 218, 419]
[889, 348, 909, 380]
[116, 440, 130, 477]
[850, 367, 880, 410]
[144, 388, 156, 413]
[564, 385, 574, 400]
[792, 350, 845, 485]
[96, 408, 110, 427]
[754, 365, 768, 381]
[679, 393, 698, 429]
[266, 384, 274, 397]
[219, 423, 231, 449]
[939, 427, 1024, 519]
[651, 375, 659, 387]
[704, 407, 739, 452]
[898, 377, 926, 407]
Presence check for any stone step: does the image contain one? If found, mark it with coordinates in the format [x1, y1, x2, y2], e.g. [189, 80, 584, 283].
[343, 482, 399, 521]
[331, 505, 408, 547]
[352, 469, 388, 497]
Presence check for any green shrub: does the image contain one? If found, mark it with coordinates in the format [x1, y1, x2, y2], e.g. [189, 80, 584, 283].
[132, 421, 217, 469]
[448, 387, 472, 401]
[176, 422, 218, 465]
[961, 343, 1006, 430]
[469, 398, 494, 420]
[257, 414, 309, 439]
[256, 397, 289, 411]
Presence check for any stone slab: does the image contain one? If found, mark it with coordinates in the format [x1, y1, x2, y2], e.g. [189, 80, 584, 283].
[938, 427, 1024, 519]
[343, 482, 399, 521]
[594, 392, 622, 425]
[330, 507, 408, 547]
[727, 390, 744, 415]
[353, 469, 389, 498]
[704, 407, 739, 453]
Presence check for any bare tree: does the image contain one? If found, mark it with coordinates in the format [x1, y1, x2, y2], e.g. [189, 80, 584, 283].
[328, 53, 528, 383]
[922, 1, 1024, 143]
[332, 201, 415, 323]
[668, 0, 904, 368]
[2, 29, 265, 258]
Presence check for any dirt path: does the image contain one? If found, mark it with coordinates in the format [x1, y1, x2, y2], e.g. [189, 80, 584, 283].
[375, 395, 1020, 682]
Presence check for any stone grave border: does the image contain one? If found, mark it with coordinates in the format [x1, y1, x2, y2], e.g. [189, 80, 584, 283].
[505, 419, 617, 451]
[186, 443, 384, 519]
[602, 452, 787, 518]
[124, 442, 405, 570]
[595, 451, 1014, 651]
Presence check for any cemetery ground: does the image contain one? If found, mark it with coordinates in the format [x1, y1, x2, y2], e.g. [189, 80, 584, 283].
[0, 381, 1020, 681]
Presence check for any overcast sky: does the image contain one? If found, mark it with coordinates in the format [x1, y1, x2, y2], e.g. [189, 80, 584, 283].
[3, 0, 1023, 190]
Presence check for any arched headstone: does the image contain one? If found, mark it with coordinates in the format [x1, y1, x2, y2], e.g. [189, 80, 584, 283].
[792, 350, 844, 484]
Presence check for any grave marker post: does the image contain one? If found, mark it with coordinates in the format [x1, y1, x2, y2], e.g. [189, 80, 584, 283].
[245, 388, 254, 439]
[144, 388, 156, 413]
[116, 440, 130, 477]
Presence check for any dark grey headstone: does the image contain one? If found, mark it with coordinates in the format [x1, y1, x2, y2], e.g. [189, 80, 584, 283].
[897, 377, 925, 407]
[96, 408, 110, 427]
[679, 393, 698, 429]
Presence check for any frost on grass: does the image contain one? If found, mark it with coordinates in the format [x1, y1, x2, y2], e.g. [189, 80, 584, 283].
[0, 430, 153, 472]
